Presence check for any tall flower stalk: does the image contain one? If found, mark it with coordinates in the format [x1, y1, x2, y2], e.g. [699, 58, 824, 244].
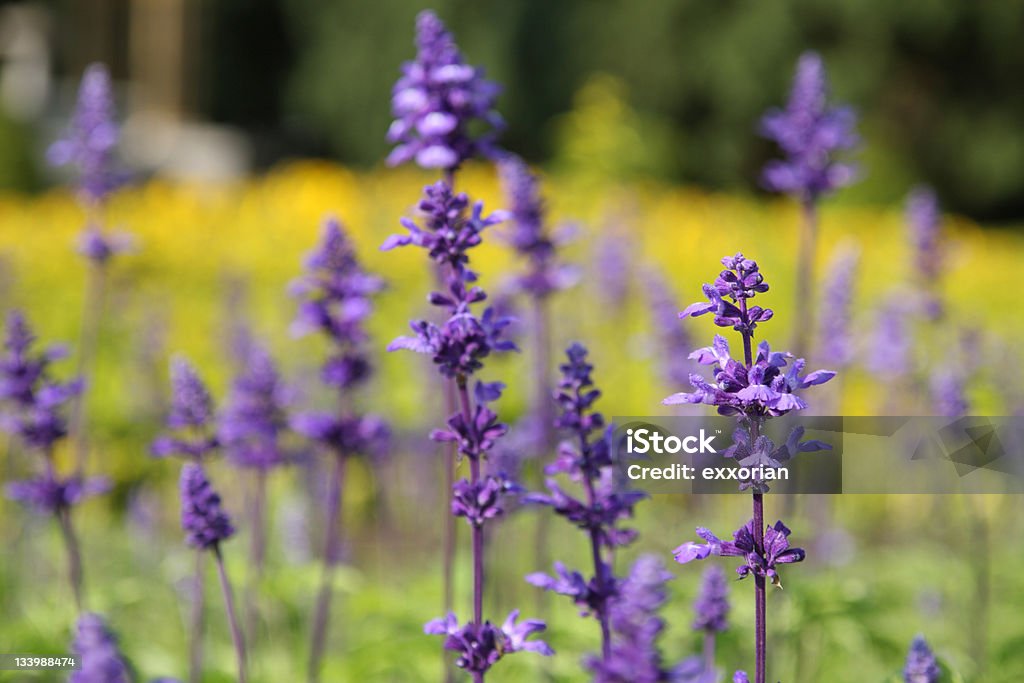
[693, 565, 730, 675]
[48, 63, 132, 476]
[69, 612, 132, 683]
[525, 343, 644, 662]
[384, 181, 551, 681]
[387, 12, 504, 641]
[151, 357, 219, 683]
[219, 339, 292, 639]
[903, 635, 940, 683]
[289, 218, 388, 683]
[667, 254, 834, 683]
[1, 311, 102, 611]
[180, 461, 247, 683]
[760, 52, 858, 356]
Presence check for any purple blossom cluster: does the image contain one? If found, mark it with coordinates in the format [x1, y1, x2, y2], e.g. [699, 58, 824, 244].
[69, 613, 132, 683]
[0, 311, 105, 515]
[904, 635, 940, 683]
[905, 186, 945, 320]
[816, 245, 860, 367]
[760, 52, 858, 202]
[498, 154, 576, 298]
[385, 175, 549, 676]
[526, 343, 645, 661]
[180, 462, 235, 550]
[219, 342, 291, 470]
[666, 255, 834, 418]
[692, 565, 729, 634]
[387, 11, 503, 171]
[151, 358, 218, 460]
[290, 218, 389, 459]
[48, 63, 122, 204]
[586, 556, 688, 683]
[673, 520, 806, 587]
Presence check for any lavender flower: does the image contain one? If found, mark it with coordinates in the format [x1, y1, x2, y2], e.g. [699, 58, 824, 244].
[151, 357, 217, 459]
[48, 63, 122, 204]
[668, 254, 824, 683]
[5, 473, 109, 515]
[498, 154, 575, 298]
[180, 462, 235, 550]
[69, 613, 131, 683]
[292, 216, 387, 682]
[693, 565, 729, 634]
[77, 225, 133, 264]
[425, 610, 552, 677]
[816, 245, 859, 367]
[904, 635, 940, 683]
[526, 344, 645, 661]
[644, 268, 692, 388]
[387, 11, 503, 171]
[388, 180, 547, 679]
[867, 299, 911, 378]
[759, 52, 858, 202]
[930, 369, 968, 418]
[905, 186, 944, 319]
[586, 556, 681, 683]
[674, 519, 806, 586]
[733, 672, 750, 683]
[219, 342, 291, 470]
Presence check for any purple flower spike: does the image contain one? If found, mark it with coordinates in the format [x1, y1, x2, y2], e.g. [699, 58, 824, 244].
[77, 226, 133, 265]
[5, 473, 110, 515]
[904, 635, 940, 683]
[693, 565, 730, 633]
[906, 186, 942, 282]
[151, 357, 217, 460]
[179, 462, 235, 550]
[69, 613, 131, 683]
[733, 672, 750, 683]
[0, 311, 83, 452]
[387, 11, 503, 171]
[586, 555, 677, 683]
[219, 342, 292, 469]
[48, 63, 122, 203]
[760, 51, 859, 202]
[816, 245, 859, 366]
[679, 254, 773, 336]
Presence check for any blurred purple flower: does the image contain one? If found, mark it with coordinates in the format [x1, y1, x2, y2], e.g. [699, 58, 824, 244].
[291, 217, 384, 358]
[816, 244, 859, 367]
[760, 52, 859, 202]
[387, 11, 503, 171]
[179, 462, 235, 550]
[5, 473, 109, 515]
[77, 225, 134, 265]
[586, 556, 679, 683]
[906, 186, 942, 282]
[693, 565, 730, 634]
[930, 370, 968, 418]
[867, 299, 911, 378]
[69, 613, 131, 683]
[733, 672, 750, 683]
[290, 411, 389, 460]
[904, 635, 940, 683]
[673, 519, 805, 587]
[219, 342, 292, 469]
[0, 311, 82, 452]
[151, 357, 217, 459]
[48, 63, 122, 203]
[643, 268, 692, 388]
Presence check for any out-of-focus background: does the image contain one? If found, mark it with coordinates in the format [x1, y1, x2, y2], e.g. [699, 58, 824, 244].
[0, 2, 1023, 683]
[0, 0, 1022, 221]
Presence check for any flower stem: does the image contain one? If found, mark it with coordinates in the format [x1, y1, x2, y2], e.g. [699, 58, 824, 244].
[308, 453, 346, 683]
[189, 549, 205, 683]
[214, 544, 248, 683]
[792, 198, 818, 357]
[703, 632, 716, 673]
[55, 507, 84, 611]
[753, 491, 766, 683]
[245, 468, 268, 641]
[71, 261, 107, 476]
[580, 444, 611, 661]
[455, 378, 485, 627]
[530, 294, 554, 617]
